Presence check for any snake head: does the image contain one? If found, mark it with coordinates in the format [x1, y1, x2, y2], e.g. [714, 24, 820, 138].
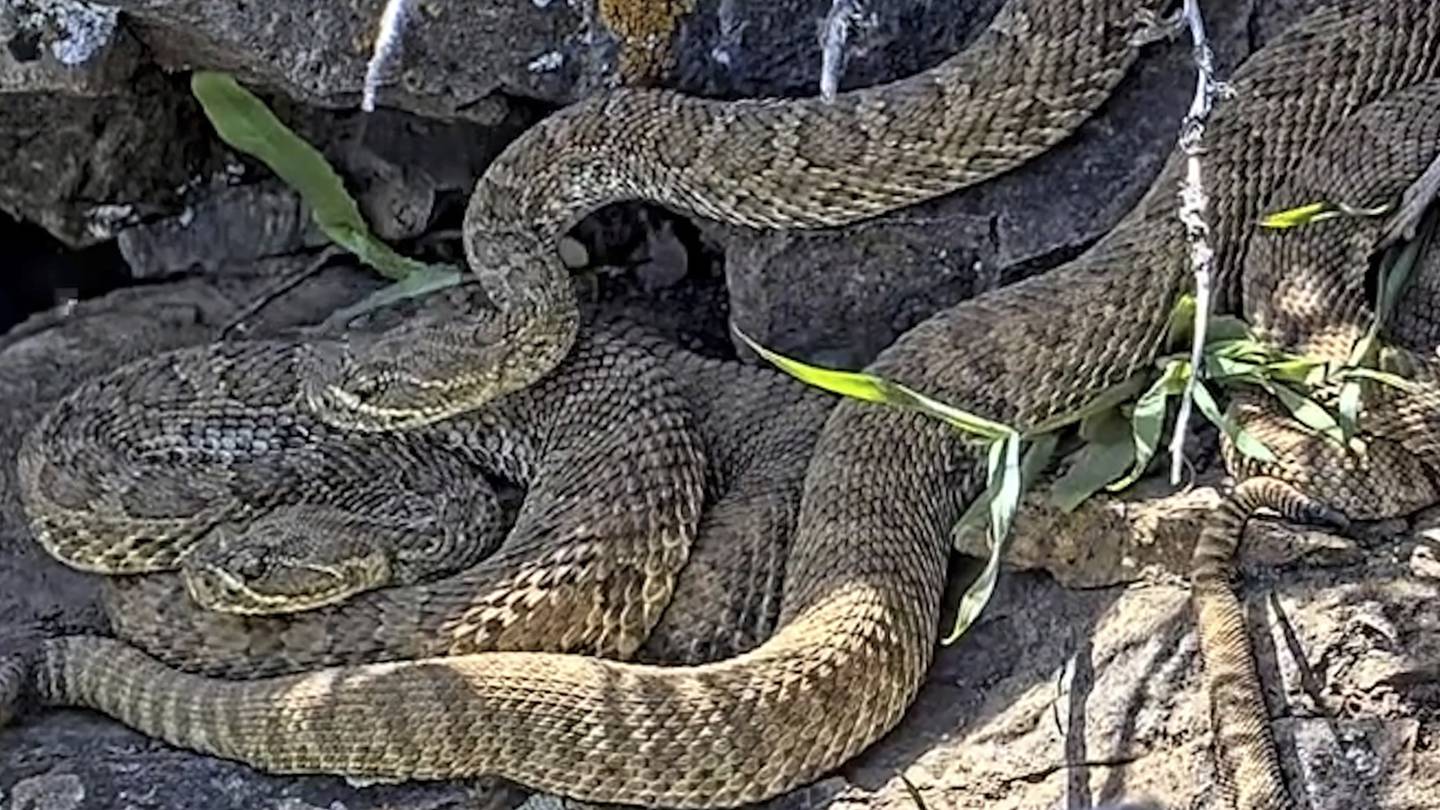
[181, 513, 392, 616]
[301, 310, 576, 432]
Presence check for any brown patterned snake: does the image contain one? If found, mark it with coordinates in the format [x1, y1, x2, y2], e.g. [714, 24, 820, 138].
[1191, 83, 1440, 809]
[17, 342, 514, 615]
[4, 2, 1440, 809]
[309, 0, 1174, 430]
[70, 320, 829, 679]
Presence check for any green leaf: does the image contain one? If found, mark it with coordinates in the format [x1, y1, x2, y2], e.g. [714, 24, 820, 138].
[1264, 382, 1344, 444]
[324, 266, 465, 328]
[735, 332, 898, 405]
[1260, 201, 1338, 229]
[1257, 357, 1329, 386]
[1164, 301, 1252, 351]
[944, 431, 1022, 645]
[1333, 366, 1422, 392]
[1258, 200, 1390, 230]
[1206, 338, 1275, 363]
[1110, 360, 1187, 490]
[1337, 380, 1363, 441]
[1025, 373, 1148, 436]
[1165, 293, 1198, 347]
[1048, 408, 1136, 512]
[735, 330, 1014, 440]
[884, 384, 1019, 441]
[191, 71, 432, 281]
[1204, 353, 1264, 382]
[952, 434, 1056, 545]
[1346, 331, 1380, 370]
[1373, 214, 1434, 328]
[1190, 380, 1277, 462]
[951, 492, 990, 542]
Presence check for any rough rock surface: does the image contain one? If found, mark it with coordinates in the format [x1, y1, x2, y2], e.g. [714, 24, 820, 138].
[1, 0, 1322, 363]
[87, 0, 1017, 113]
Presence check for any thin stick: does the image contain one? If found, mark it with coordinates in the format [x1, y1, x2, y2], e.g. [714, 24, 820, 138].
[363, 0, 412, 113]
[819, 0, 864, 102]
[1168, 0, 1222, 485]
[219, 247, 342, 338]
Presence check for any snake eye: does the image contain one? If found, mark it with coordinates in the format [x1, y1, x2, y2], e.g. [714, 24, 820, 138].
[231, 548, 268, 581]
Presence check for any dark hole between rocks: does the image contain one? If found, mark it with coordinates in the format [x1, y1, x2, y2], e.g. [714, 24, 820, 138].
[0, 212, 132, 336]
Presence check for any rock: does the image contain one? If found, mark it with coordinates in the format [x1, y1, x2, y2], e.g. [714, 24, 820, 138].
[114, 102, 534, 277]
[0, 66, 222, 248]
[95, 0, 596, 116]
[86, 0, 1013, 116]
[1409, 543, 1440, 580]
[116, 181, 318, 277]
[953, 471, 1221, 588]
[0, 1, 226, 248]
[833, 563, 1440, 809]
[6, 771, 85, 810]
[635, 220, 690, 292]
[0, 0, 141, 95]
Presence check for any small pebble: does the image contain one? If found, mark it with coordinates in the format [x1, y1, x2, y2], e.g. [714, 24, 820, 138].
[557, 236, 589, 269]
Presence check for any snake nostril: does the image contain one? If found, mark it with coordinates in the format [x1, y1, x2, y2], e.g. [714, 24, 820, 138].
[350, 377, 376, 400]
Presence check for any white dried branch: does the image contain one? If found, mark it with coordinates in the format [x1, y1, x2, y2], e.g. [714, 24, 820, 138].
[1168, 0, 1224, 485]
[819, 0, 865, 102]
[362, 0, 412, 113]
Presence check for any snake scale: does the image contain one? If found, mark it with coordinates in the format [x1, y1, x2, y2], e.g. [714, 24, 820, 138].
[3, 0, 1440, 808]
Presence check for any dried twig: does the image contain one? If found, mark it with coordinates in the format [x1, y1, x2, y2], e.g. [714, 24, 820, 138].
[363, 0, 413, 113]
[219, 247, 342, 338]
[819, 0, 865, 102]
[1168, 0, 1224, 485]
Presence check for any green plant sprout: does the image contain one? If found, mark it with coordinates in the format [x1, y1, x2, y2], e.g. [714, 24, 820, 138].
[190, 71, 461, 320]
[740, 193, 1430, 644]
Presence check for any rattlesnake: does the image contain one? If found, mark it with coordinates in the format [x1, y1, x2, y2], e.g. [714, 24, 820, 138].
[18, 342, 514, 614]
[1191, 83, 1440, 808]
[85, 318, 830, 679]
[307, 0, 1174, 432]
[4, 2, 1440, 809]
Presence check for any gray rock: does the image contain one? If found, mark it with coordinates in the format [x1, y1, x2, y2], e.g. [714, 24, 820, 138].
[114, 102, 534, 277]
[117, 181, 318, 277]
[0, 0, 224, 248]
[92, 0, 594, 115]
[0, 0, 141, 95]
[6, 771, 85, 810]
[0, 65, 221, 248]
[953, 472, 1222, 589]
[83, 0, 1011, 114]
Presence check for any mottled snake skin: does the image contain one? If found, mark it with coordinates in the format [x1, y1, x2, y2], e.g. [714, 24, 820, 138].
[4, 1, 1440, 809]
